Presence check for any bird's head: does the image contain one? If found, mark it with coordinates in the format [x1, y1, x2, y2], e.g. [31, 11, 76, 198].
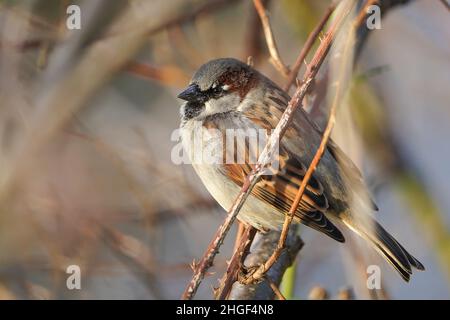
[178, 58, 259, 121]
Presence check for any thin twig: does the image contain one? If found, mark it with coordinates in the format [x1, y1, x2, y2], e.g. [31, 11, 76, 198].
[243, 0, 267, 64]
[181, 174, 261, 299]
[233, 222, 247, 253]
[214, 226, 257, 299]
[267, 278, 286, 300]
[229, 229, 303, 300]
[253, 0, 290, 76]
[355, 0, 380, 26]
[283, 3, 336, 91]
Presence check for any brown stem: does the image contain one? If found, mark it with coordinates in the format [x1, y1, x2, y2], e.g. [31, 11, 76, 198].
[242, 0, 267, 64]
[214, 226, 257, 299]
[267, 278, 286, 300]
[283, 3, 336, 92]
[228, 228, 303, 299]
[253, 0, 290, 76]
[233, 222, 247, 253]
[180, 173, 261, 299]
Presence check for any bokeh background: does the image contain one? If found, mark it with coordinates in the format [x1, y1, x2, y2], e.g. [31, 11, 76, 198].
[0, 0, 449, 299]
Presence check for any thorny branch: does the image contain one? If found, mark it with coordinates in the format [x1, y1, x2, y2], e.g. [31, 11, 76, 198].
[283, 3, 336, 92]
[214, 226, 257, 299]
[181, 172, 261, 299]
[253, 0, 290, 76]
[268, 278, 286, 300]
[228, 228, 303, 300]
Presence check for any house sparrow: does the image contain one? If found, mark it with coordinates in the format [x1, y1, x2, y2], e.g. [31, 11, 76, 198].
[178, 58, 424, 281]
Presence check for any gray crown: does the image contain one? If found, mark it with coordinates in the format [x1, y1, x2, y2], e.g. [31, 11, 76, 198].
[191, 58, 249, 91]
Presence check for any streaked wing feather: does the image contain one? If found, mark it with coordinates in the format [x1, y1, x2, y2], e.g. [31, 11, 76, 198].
[222, 147, 345, 242]
[266, 87, 378, 211]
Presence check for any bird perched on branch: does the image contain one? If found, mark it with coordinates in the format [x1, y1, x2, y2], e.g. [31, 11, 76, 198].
[177, 58, 424, 281]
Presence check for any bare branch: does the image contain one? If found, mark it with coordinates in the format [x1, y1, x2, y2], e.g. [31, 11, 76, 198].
[181, 174, 261, 299]
[228, 229, 303, 300]
[283, 3, 336, 91]
[214, 226, 257, 299]
[253, 0, 290, 76]
[268, 278, 286, 300]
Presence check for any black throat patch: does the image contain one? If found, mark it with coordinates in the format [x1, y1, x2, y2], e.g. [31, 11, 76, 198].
[182, 101, 205, 121]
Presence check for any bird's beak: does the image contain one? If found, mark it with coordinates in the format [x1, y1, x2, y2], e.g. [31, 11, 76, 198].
[177, 83, 202, 102]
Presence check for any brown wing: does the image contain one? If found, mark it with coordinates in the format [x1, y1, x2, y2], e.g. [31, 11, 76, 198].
[221, 144, 345, 242]
[265, 86, 378, 211]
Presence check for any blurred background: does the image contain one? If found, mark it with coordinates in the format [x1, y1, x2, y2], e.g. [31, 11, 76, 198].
[0, 0, 449, 299]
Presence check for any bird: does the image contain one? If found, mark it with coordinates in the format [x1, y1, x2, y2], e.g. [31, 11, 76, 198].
[177, 57, 424, 281]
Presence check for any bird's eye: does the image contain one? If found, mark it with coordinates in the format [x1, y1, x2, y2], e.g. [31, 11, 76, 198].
[209, 84, 224, 97]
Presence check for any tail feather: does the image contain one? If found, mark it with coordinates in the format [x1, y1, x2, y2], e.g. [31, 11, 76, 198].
[342, 215, 424, 282]
[392, 237, 425, 271]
